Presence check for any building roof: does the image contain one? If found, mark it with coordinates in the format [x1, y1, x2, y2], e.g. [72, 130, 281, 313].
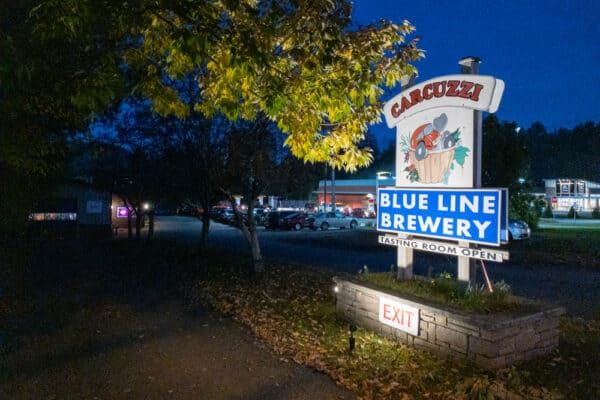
[543, 178, 600, 189]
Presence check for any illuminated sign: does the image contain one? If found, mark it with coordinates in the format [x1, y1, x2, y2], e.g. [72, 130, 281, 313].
[378, 235, 509, 262]
[384, 75, 505, 128]
[116, 206, 129, 218]
[379, 297, 419, 336]
[395, 108, 474, 187]
[377, 187, 503, 246]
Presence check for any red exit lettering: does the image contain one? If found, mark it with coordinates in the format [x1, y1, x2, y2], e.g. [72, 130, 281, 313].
[379, 297, 420, 336]
[382, 303, 414, 328]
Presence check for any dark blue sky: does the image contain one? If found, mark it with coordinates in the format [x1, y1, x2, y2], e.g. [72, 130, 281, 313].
[353, 0, 600, 147]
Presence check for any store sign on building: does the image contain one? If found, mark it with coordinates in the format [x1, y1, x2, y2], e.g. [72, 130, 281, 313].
[116, 206, 129, 218]
[377, 187, 503, 246]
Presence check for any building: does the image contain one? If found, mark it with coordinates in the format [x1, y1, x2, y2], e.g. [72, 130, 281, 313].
[543, 178, 600, 212]
[313, 176, 396, 214]
[28, 180, 112, 238]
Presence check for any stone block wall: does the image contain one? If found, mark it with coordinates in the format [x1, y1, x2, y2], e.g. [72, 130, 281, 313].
[334, 277, 565, 369]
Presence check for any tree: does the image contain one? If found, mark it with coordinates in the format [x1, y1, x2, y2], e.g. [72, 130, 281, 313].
[0, 0, 129, 236]
[525, 121, 600, 183]
[127, 0, 422, 172]
[482, 115, 529, 193]
[219, 114, 282, 274]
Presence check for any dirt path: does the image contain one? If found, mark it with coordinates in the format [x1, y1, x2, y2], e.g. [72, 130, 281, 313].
[0, 239, 353, 399]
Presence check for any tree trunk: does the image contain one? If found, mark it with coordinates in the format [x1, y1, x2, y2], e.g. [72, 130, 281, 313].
[249, 228, 264, 274]
[126, 209, 133, 239]
[147, 210, 154, 239]
[239, 219, 264, 275]
[135, 208, 141, 241]
[200, 212, 210, 248]
[227, 195, 263, 276]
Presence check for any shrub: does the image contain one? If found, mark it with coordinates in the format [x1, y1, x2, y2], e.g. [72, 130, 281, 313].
[592, 207, 600, 219]
[543, 205, 554, 218]
[567, 206, 577, 218]
[509, 192, 539, 229]
[358, 272, 528, 314]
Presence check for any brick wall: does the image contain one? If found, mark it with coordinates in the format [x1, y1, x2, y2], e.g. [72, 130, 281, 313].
[334, 277, 565, 369]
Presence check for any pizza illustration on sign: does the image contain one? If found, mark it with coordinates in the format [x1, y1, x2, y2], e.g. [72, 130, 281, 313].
[399, 113, 470, 184]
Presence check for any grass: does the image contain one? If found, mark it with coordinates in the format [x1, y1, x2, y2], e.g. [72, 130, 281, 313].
[185, 225, 600, 398]
[357, 270, 537, 315]
[281, 226, 600, 269]
[5, 227, 599, 399]
[509, 228, 600, 268]
[186, 251, 481, 399]
[183, 247, 599, 399]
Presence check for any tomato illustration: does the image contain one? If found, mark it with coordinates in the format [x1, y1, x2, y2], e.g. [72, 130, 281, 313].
[410, 123, 440, 161]
[409, 113, 457, 161]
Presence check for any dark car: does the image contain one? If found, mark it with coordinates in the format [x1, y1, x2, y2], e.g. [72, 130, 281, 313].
[253, 208, 267, 226]
[279, 212, 307, 231]
[264, 210, 295, 230]
[351, 208, 365, 218]
[177, 203, 203, 217]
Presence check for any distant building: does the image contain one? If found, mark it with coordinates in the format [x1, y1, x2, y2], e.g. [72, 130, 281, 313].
[28, 180, 112, 238]
[543, 178, 600, 211]
[313, 177, 396, 214]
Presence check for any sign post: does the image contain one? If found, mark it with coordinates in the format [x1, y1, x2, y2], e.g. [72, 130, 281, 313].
[382, 58, 506, 283]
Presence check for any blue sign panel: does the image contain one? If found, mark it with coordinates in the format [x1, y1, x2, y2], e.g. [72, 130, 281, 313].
[377, 188, 503, 246]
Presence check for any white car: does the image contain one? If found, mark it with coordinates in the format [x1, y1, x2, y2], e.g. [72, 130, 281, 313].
[309, 211, 358, 231]
[508, 219, 531, 241]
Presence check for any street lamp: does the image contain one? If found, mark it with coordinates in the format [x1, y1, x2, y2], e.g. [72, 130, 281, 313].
[518, 177, 525, 192]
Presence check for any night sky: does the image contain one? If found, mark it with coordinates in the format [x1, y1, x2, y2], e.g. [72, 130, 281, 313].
[353, 0, 600, 147]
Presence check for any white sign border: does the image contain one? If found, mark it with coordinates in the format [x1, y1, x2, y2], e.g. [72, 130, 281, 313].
[376, 187, 503, 246]
[378, 235, 509, 262]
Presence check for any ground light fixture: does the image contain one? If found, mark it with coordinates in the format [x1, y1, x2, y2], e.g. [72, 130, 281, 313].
[348, 324, 357, 354]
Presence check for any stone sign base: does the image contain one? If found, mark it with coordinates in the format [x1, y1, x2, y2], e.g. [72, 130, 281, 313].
[334, 277, 565, 369]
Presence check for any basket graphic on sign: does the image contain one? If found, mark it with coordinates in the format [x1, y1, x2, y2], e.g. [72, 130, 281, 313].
[400, 113, 469, 184]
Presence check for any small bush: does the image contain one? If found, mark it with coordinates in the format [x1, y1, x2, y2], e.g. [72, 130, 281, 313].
[543, 205, 554, 218]
[358, 272, 529, 314]
[592, 207, 600, 219]
[567, 206, 577, 218]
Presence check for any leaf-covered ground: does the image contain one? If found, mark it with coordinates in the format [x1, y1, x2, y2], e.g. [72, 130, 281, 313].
[3, 235, 598, 399]
[188, 249, 600, 399]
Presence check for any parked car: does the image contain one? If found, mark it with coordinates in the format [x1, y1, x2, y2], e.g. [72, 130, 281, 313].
[308, 211, 358, 231]
[253, 208, 267, 226]
[507, 219, 530, 241]
[264, 210, 295, 230]
[218, 208, 236, 224]
[350, 208, 365, 218]
[209, 206, 227, 220]
[279, 212, 307, 231]
[176, 203, 203, 217]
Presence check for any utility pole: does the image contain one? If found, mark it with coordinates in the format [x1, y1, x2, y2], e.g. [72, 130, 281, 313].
[457, 56, 482, 284]
[331, 166, 336, 212]
[323, 163, 327, 211]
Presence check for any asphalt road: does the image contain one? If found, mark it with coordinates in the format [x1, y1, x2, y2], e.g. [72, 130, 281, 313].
[156, 216, 600, 319]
